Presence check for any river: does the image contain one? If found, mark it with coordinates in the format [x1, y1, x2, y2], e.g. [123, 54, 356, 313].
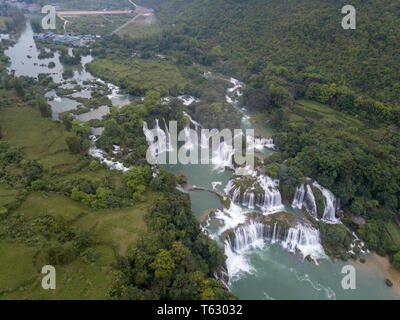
[5, 20, 399, 300]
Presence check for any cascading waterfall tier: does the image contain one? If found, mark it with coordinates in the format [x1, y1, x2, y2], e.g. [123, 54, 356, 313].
[221, 213, 327, 280]
[291, 184, 305, 209]
[224, 175, 283, 213]
[256, 175, 284, 213]
[304, 184, 318, 219]
[291, 182, 339, 223]
[312, 182, 340, 224]
[282, 224, 326, 262]
[143, 119, 169, 157]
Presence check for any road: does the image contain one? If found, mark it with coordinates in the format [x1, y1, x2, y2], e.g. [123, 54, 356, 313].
[57, 10, 135, 16]
[111, 2, 154, 35]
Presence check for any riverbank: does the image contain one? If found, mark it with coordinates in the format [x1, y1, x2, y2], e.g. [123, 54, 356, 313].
[354, 253, 400, 297]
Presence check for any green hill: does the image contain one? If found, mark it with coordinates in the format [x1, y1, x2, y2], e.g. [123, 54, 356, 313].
[136, 0, 400, 106]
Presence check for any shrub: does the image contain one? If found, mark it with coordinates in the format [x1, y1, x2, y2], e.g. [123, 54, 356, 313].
[31, 179, 46, 191]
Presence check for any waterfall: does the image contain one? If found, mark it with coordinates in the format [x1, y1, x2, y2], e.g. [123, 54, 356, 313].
[242, 192, 249, 206]
[312, 182, 340, 223]
[282, 224, 326, 261]
[271, 222, 277, 244]
[142, 120, 154, 142]
[248, 136, 275, 151]
[303, 185, 318, 219]
[143, 119, 167, 157]
[291, 184, 305, 209]
[89, 136, 129, 172]
[162, 118, 173, 151]
[256, 175, 284, 213]
[178, 95, 200, 106]
[248, 193, 255, 209]
[212, 141, 234, 170]
[241, 191, 255, 209]
[232, 187, 241, 204]
[183, 111, 201, 132]
[183, 126, 195, 150]
[224, 180, 235, 195]
[227, 222, 265, 252]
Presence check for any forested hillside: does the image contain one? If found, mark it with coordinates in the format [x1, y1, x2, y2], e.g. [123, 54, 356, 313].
[137, 0, 400, 106]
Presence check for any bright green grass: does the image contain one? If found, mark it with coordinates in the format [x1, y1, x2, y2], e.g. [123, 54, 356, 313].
[0, 105, 81, 174]
[0, 185, 18, 207]
[0, 242, 37, 293]
[1, 252, 115, 300]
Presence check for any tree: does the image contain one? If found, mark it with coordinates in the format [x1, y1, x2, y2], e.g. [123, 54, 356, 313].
[65, 135, 81, 154]
[393, 251, 400, 270]
[151, 249, 175, 293]
[89, 160, 100, 171]
[60, 113, 72, 131]
[37, 96, 52, 118]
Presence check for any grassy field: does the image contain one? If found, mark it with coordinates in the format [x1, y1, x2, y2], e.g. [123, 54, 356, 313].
[291, 99, 364, 129]
[0, 101, 152, 299]
[0, 191, 151, 299]
[87, 57, 193, 94]
[0, 185, 18, 207]
[117, 20, 162, 39]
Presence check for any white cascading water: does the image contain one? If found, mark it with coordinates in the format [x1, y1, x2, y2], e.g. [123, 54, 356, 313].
[303, 184, 318, 219]
[183, 111, 201, 132]
[247, 136, 275, 151]
[142, 120, 154, 142]
[271, 222, 278, 244]
[89, 136, 129, 172]
[248, 193, 255, 209]
[256, 175, 284, 213]
[282, 224, 326, 261]
[242, 191, 256, 210]
[312, 182, 340, 224]
[232, 187, 241, 204]
[227, 222, 265, 252]
[291, 184, 305, 209]
[162, 118, 173, 151]
[183, 126, 195, 150]
[183, 111, 209, 149]
[178, 95, 200, 106]
[143, 119, 168, 157]
[212, 141, 235, 170]
[223, 221, 264, 280]
[224, 180, 235, 195]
